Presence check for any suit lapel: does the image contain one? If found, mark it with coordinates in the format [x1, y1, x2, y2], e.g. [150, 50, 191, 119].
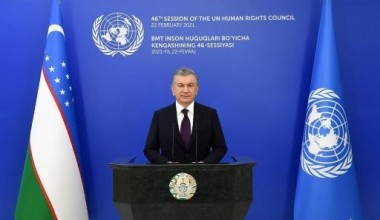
[169, 103, 186, 148]
[189, 102, 200, 147]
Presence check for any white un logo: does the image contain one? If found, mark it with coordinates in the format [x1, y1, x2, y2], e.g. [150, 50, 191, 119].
[92, 12, 144, 56]
[301, 88, 353, 178]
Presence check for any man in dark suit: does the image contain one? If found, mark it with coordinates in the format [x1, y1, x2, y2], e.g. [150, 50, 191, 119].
[144, 67, 227, 164]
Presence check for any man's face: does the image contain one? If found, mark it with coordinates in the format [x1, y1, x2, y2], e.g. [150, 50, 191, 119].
[171, 75, 199, 107]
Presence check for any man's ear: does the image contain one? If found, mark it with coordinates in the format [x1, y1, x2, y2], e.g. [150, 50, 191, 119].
[171, 86, 175, 96]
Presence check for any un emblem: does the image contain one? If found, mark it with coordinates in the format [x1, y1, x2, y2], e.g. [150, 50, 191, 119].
[92, 12, 144, 56]
[301, 88, 353, 178]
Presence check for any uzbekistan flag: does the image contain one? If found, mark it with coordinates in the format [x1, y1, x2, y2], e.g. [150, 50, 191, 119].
[15, 0, 89, 219]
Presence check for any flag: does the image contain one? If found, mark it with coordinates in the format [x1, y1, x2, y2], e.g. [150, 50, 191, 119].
[15, 0, 89, 219]
[294, 0, 362, 219]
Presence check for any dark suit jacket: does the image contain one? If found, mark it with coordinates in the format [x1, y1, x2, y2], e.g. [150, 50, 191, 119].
[144, 102, 227, 164]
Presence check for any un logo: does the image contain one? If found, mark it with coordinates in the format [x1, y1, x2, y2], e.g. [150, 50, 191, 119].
[92, 12, 144, 56]
[301, 88, 353, 178]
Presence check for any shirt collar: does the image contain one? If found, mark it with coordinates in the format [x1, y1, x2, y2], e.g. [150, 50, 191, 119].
[176, 101, 194, 116]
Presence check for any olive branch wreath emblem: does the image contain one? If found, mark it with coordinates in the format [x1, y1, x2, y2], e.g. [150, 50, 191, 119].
[301, 88, 353, 178]
[92, 14, 144, 56]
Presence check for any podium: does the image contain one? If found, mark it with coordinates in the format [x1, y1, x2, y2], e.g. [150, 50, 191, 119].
[110, 157, 255, 220]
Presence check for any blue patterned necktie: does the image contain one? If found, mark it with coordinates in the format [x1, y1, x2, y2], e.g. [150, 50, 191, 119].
[180, 109, 191, 149]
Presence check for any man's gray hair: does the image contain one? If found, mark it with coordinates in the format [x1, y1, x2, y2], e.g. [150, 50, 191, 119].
[172, 67, 198, 85]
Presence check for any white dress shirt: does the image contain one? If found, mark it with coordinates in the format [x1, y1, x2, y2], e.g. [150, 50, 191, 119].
[175, 101, 194, 133]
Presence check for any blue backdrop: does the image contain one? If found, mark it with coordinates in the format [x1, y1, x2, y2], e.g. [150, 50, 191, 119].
[1, 0, 379, 219]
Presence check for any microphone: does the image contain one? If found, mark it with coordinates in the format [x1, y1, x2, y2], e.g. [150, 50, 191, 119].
[195, 123, 199, 163]
[171, 122, 175, 162]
